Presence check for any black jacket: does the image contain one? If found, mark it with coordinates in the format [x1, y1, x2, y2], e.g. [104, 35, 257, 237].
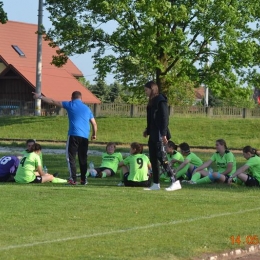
[146, 94, 171, 142]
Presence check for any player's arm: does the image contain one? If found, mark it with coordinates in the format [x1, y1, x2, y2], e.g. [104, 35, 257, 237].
[220, 162, 233, 176]
[175, 158, 190, 173]
[230, 164, 249, 179]
[32, 92, 63, 107]
[90, 118, 97, 140]
[193, 160, 213, 173]
[118, 161, 125, 167]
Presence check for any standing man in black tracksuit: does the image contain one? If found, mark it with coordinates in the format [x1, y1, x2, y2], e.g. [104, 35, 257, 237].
[143, 81, 182, 191]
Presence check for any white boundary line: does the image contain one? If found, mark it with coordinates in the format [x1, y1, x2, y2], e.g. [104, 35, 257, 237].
[1, 207, 260, 251]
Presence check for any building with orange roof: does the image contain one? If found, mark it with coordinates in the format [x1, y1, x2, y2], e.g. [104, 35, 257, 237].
[0, 21, 100, 115]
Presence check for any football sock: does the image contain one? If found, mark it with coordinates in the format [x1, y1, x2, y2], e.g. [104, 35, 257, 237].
[101, 171, 107, 178]
[191, 172, 201, 182]
[195, 176, 212, 184]
[52, 177, 67, 183]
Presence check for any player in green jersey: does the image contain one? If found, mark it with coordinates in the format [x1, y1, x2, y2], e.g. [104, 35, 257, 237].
[118, 142, 152, 187]
[190, 139, 236, 184]
[160, 141, 184, 181]
[228, 146, 260, 187]
[87, 142, 123, 178]
[15, 143, 66, 184]
[173, 142, 204, 180]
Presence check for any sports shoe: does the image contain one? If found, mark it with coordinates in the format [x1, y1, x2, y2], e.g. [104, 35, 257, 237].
[117, 181, 124, 187]
[80, 179, 88, 185]
[187, 180, 197, 184]
[67, 179, 77, 185]
[181, 180, 189, 183]
[53, 172, 59, 177]
[165, 180, 182, 191]
[143, 183, 160, 190]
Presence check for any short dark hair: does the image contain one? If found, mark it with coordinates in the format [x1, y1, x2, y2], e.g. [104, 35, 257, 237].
[26, 139, 35, 144]
[179, 142, 190, 153]
[31, 143, 42, 152]
[72, 91, 82, 100]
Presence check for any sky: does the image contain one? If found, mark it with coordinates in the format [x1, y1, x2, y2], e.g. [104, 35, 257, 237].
[2, 0, 115, 84]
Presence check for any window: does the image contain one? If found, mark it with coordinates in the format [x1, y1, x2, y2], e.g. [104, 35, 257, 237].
[11, 45, 25, 57]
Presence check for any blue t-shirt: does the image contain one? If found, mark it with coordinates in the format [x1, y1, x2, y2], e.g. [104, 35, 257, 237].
[62, 99, 94, 139]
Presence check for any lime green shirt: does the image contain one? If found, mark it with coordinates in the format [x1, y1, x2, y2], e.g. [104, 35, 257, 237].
[21, 150, 43, 165]
[167, 151, 184, 168]
[15, 152, 42, 183]
[100, 152, 123, 173]
[185, 152, 203, 167]
[210, 151, 236, 175]
[123, 154, 150, 182]
[245, 156, 260, 182]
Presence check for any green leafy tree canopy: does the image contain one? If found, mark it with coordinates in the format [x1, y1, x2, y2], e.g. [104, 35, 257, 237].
[45, 0, 260, 98]
[0, 1, 8, 24]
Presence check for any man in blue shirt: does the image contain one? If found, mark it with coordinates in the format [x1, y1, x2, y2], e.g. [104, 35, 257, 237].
[32, 91, 97, 185]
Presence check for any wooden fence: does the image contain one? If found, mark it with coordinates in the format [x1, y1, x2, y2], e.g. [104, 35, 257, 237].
[1, 99, 260, 118]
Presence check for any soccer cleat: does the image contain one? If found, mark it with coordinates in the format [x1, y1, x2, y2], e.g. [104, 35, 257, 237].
[143, 183, 160, 190]
[181, 180, 189, 183]
[67, 179, 77, 185]
[165, 180, 182, 191]
[117, 181, 124, 187]
[187, 180, 197, 184]
[80, 179, 88, 185]
[53, 172, 59, 177]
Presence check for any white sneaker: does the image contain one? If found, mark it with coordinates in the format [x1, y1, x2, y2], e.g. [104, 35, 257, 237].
[143, 183, 160, 190]
[165, 180, 182, 191]
[117, 181, 124, 187]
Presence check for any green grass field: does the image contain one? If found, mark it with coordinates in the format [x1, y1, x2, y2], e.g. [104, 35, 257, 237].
[0, 151, 259, 260]
[0, 116, 260, 259]
[0, 116, 260, 148]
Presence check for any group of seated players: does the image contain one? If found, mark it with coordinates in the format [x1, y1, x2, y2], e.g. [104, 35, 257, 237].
[0, 139, 260, 188]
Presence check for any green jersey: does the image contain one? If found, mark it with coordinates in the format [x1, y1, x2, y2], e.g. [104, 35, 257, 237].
[210, 151, 236, 175]
[185, 152, 203, 167]
[100, 152, 123, 173]
[245, 156, 260, 182]
[167, 151, 184, 168]
[21, 150, 43, 165]
[123, 154, 150, 182]
[15, 152, 42, 183]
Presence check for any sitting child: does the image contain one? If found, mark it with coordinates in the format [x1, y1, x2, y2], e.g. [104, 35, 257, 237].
[118, 142, 152, 187]
[174, 142, 205, 181]
[15, 143, 66, 184]
[87, 142, 123, 178]
[0, 155, 20, 182]
[160, 141, 184, 182]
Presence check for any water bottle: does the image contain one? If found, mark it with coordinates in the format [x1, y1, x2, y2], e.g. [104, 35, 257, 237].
[89, 162, 96, 177]
[43, 165, 48, 174]
[208, 167, 213, 175]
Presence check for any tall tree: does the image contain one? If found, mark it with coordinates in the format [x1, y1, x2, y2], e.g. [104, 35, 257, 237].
[45, 0, 260, 98]
[0, 1, 8, 24]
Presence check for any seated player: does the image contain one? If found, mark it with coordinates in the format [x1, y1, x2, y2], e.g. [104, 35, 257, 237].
[21, 139, 44, 165]
[0, 155, 20, 182]
[228, 146, 260, 187]
[174, 142, 204, 181]
[160, 141, 184, 181]
[15, 143, 66, 184]
[118, 142, 152, 187]
[87, 142, 123, 178]
[190, 139, 236, 184]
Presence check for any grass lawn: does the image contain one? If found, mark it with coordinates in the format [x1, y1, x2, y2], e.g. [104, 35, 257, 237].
[0, 152, 259, 260]
[0, 116, 260, 149]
